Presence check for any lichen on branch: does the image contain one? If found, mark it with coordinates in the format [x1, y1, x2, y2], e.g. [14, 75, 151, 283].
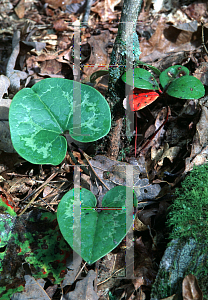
[105, 0, 143, 159]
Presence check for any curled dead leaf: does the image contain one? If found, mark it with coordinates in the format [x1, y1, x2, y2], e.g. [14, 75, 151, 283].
[183, 274, 203, 300]
[64, 270, 98, 300]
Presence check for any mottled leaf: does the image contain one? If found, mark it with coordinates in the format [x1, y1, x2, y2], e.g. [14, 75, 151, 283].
[9, 78, 111, 165]
[57, 186, 137, 265]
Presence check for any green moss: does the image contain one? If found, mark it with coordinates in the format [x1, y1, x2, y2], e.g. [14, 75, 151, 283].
[167, 163, 208, 244]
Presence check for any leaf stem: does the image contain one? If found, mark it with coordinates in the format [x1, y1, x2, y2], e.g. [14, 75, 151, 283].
[67, 147, 90, 176]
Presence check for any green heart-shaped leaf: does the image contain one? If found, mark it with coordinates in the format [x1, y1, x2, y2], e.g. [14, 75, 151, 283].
[166, 76, 205, 99]
[122, 68, 159, 90]
[57, 186, 137, 265]
[159, 65, 190, 90]
[9, 78, 111, 165]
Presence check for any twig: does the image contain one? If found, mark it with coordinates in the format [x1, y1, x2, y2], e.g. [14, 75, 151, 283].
[202, 21, 208, 55]
[97, 268, 125, 286]
[68, 148, 89, 175]
[18, 172, 58, 216]
[74, 262, 87, 282]
[76, 146, 110, 191]
[105, 0, 143, 160]
[38, 197, 56, 212]
[137, 106, 170, 155]
[82, 0, 93, 26]
[6, 30, 28, 91]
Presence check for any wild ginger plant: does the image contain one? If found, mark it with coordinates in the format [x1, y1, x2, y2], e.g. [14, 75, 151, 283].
[121, 64, 205, 156]
[8, 78, 137, 265]
[9, 78, 111, 165]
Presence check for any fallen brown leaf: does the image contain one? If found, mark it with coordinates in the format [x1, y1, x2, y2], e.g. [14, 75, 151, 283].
[183, 274, 203, 300]
[14, 0, 25, 19]
[63, 270, 98, 300]
[53, 19, 68, 32]
[185, 105, 208, 173]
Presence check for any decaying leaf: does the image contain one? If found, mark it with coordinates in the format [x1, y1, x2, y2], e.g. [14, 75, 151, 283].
[183, 274, 203, 300]
[63, 270, 98, 300]
[97, 252, 123, 299]
[91, 0, 122, 21]
[185, 2, 208, 22]
[0, 99, 15, 153]
[173, 20, 198, 32]
[0, 121, 16, 153]
[151, 143, 180, 166]
[11, 275, 51, 300]
[193, 62, 208, 86]
[14, 0, 25, 19]
[61, 252, 82, 288]
[134, 216, 148, 231]
[185, 105, 208, 173]
[140, 16, 199, 62]
[89, 155, 161, 206]
[82, 31, 110, 83]
[44, 0, 72, 9]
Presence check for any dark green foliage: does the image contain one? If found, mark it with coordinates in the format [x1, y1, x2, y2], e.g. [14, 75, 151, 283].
[9, 78, 111, 165]
[159, 65, 189, 90]
[57, 186, 137, 265]
[121, 65, 205, 100]
[122, 68, 159, 90]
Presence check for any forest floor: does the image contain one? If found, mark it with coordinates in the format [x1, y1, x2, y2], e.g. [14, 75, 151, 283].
[0, 0, 208, 299]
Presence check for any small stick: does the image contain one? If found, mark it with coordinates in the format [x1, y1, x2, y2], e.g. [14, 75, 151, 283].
[18, 172, 58, 216]
[202, 21, 208, 55]
[68, 148, 89, 175]
[75, 146, 110, 191]
[137, 106, 170, 154]
[82, 0, 93, 26]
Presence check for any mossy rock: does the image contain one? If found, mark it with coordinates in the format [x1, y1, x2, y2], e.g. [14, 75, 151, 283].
[151, 163, 208, 299]
[150, 238, 208, 299]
